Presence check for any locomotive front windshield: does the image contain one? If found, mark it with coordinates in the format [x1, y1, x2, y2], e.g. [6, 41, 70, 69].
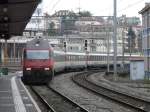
[26, 50, 50, 59]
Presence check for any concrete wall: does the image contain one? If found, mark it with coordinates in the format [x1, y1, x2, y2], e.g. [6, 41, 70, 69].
[130, 60, 144, 80]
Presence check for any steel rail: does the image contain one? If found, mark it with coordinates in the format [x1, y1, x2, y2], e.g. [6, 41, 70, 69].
[72, 71, 150, 112]
[30, 86, 56, 112]
[31, 85, 89, 112]
[46, 85, 89, 112]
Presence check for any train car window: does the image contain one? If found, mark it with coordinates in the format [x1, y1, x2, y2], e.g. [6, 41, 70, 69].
[68, 55, 70, 61]
[74, 55, 76, 61]
[75, 55, 77, 61]
[73, 55, 75, 61]
[103, 56, 106, 61]
[23, 50, 26, 58]
[117, 56, 120, 61]
[66, 55, 68, 61]
[73, 56, 76, 61]
[80, 56, 82, 61]
[78, 56, 80, 61]
[80, 56, 83, 61]
[77, 55, 79, 61]
[101, 56, 103, 61]
[94, 56, 96, 61]
[117, 56, 119, 61]
[26, 50, 49, 59]
[76, 55, 78, 61]
[89, 56, 91, 61]
[59, 54, 62, 62]
[50, 50, 53, 58]
[91, 56, 94, 61]
[54, 53, 58, 61]
[80, 55, 82, 61]
[99, 56, 101, 61]
[70, 55, 72, 61]
[111, 56, 113, 60]
[97, 56, 99, 61]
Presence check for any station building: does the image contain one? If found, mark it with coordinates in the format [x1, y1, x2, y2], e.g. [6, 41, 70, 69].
[139, 3, 150, 79]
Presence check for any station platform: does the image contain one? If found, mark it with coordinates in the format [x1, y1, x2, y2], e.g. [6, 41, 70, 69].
[0, 72, 41, 112]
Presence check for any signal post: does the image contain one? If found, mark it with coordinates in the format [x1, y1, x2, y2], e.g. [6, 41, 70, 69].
[84, 40, 89, 71]
[63, 41, 67, 70]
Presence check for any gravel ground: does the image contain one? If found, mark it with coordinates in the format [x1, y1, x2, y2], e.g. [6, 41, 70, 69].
[88, 72, 150, 101]
[49, 72, 135, 112]
[113, 81, 150, 94]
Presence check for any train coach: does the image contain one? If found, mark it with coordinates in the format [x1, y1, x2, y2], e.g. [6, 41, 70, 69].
[22, 38, 142, 84]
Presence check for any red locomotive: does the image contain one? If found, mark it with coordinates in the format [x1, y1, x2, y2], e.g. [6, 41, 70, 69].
[22, 38, 54, 84]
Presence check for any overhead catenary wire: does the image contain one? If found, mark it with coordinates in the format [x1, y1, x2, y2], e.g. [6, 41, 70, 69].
[43, 0, 61, 15]
[94, 0, 133, 16]
[117, 0, 145, 13]
[49, 0, 62, 14]
[98, 0, 145, 16]
[43, 0, 56, 10]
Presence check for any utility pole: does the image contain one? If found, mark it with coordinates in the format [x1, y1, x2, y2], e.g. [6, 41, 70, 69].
[107, 29, 110, 72]
[122, 16, 126, 69]
[13, 39, 16, 62]
[4, 39, 8, 66]
[129, 35, 132, 57]
[106, 18, 110, 72]
[113, 0, 117, 80]
[122, 27, 125, 68]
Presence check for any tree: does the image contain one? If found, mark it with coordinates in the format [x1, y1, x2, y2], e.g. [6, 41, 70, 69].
[127, 26, 136, 54]
[48, 22, 56, 36]
[61, 14, 77, 35]
[79, 11, 92, 17]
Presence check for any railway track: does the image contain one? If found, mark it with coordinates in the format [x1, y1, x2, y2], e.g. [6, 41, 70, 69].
[30, 86, 56, 112]
[30, 85, 89, 112]
[72, 71, 150, 112]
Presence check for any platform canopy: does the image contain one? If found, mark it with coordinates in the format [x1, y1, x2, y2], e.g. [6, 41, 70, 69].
[0, 0, 41, 39]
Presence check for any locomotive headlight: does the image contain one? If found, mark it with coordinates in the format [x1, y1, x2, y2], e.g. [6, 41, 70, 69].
[44, 68, 50, 70]
[26, 68, 31, 70]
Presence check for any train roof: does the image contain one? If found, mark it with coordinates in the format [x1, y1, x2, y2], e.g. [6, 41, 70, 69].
[53, 50, 142, 57]
[26, 38, 52, 49]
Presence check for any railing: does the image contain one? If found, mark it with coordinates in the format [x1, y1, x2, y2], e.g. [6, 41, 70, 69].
[0, 58, 21, 67]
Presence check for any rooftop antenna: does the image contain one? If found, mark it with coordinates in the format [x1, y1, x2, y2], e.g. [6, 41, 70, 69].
[35, 5, 42, 37]
[78, 0, 81, 15]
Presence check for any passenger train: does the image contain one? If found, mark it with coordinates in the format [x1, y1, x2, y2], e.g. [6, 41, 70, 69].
[22, 38, 142, 84]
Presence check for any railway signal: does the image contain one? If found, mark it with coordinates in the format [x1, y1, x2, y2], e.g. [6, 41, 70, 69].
[63, 41, 67, 49]
[84, 40, 88, 51]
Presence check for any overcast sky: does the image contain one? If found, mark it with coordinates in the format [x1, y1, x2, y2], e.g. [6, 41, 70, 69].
[40, 0, 149, 17]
